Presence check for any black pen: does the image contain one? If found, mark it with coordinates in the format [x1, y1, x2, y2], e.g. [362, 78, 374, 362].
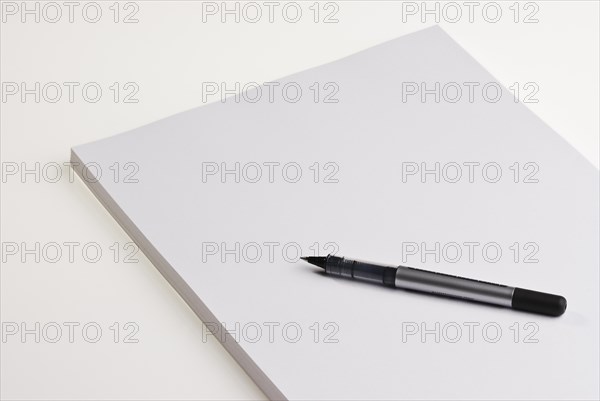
[301, 254, 567, 317]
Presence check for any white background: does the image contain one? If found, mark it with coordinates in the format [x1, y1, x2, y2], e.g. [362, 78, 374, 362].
[1, 1, 598, 399]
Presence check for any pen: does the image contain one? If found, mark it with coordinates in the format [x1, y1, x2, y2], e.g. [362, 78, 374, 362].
[301, 254, 567, 317]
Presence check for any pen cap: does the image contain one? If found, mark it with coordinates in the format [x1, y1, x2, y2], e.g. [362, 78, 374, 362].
[511, 288, 567, 317]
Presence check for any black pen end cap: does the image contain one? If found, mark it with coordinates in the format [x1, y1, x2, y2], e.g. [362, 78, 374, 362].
[512, 288, 567, 317]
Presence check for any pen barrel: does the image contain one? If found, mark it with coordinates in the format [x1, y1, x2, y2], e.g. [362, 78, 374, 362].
[395, 266, 515, 307]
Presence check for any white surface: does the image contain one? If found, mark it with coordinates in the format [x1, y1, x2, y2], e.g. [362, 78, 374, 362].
[1, 2, 599, 400]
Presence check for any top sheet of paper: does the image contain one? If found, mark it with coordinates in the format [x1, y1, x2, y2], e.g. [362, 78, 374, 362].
[73, 26, 599, 400]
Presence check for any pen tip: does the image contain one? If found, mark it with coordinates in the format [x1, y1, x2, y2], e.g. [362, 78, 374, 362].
[300, 256, 327, 269]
